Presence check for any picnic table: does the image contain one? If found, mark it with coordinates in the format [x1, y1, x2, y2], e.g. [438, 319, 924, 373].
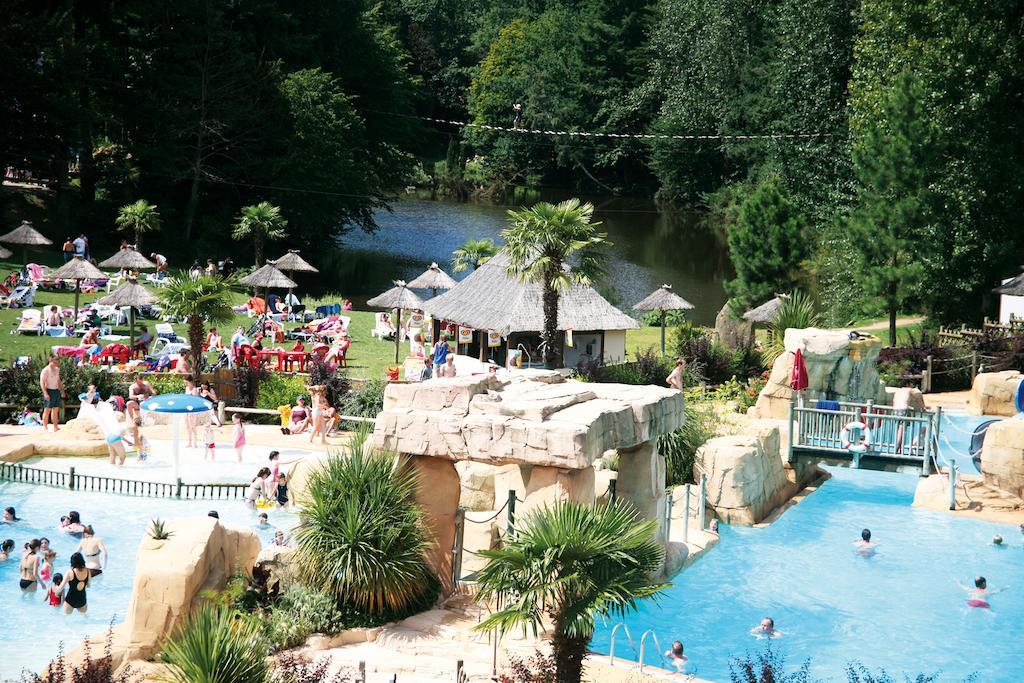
[257, 349, 311, 372]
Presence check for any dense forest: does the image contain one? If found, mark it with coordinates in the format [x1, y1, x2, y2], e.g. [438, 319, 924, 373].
[2, 0, 1023, 324]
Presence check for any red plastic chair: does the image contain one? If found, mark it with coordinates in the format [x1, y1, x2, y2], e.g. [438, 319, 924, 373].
[97, 343, 131, 366]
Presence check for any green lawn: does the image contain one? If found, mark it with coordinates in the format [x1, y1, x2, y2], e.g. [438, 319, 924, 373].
[0, 256, 400, 379]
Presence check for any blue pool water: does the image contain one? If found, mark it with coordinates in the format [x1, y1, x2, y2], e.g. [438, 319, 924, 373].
[0, 482, 294, 680]
[592, 467, 1024, 682]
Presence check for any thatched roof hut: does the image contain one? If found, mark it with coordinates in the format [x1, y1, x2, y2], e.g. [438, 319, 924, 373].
[424, 250, 637, 337]
[273, 250, 319, 274]
[0, 246, 11, 259]
[99, 249, 156, 270]
[366, 280, 425, 310]
[994, 268, 1024, 297]
[408, 262, 456, 293]
[633, 284, 694, 313]
[743, 294, 790, 324]
[0, 220, 53, 247]
[240, 263, 297, 290]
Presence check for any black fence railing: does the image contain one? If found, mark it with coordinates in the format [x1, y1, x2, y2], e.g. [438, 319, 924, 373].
[0, 462, 247, 500]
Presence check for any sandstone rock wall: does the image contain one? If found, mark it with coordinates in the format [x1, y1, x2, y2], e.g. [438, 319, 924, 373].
[967, 371, 1023, 416]
[980, 419, 1024, 498]
[755, 328, 888, 419]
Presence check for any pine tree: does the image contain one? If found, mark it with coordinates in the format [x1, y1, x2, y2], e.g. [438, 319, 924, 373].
[845, 71, 935, 346]
[725, 177, 809, 311]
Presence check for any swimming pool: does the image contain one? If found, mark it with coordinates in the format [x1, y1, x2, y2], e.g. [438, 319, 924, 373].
[591, 467, 1024, 682]
[0, 481, 295, 680]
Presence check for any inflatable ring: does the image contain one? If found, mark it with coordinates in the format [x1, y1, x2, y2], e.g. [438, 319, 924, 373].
[840, 420, 872, 453]
[256, 500, 276, 509]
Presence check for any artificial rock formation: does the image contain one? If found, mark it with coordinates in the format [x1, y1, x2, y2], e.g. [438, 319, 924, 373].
[755, 328, 888, 419]
[967, 371, 1023, 416]
[714, 302, 753, 350]
[980, 419, 1024, 499]
[695, 421, 816, 524]
[372, 371, 684, 588]
[60, 517, 260, 675]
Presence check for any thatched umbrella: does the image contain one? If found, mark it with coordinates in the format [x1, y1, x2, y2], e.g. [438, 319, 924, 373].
[52, 255, 106, 323]
[240, 262, 297, 326]
[743, 294, 790, 325]
[993, 267, 1024, 297]
[98, 248, 157, 272]
[0, 245, 11, 260]
[367, 280, 425, 363]
[0, 220, 53, 264]
[408, 262, 457, 298]
[272, 250, 318, 309]
[98, 278, 157, 348]
[633, 284, 695, 354]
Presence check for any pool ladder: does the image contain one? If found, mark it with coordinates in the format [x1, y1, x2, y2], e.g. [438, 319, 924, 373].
[608, 623, 666, 674]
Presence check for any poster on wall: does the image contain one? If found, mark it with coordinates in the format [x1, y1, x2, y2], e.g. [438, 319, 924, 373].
[565, 328, 574, 348]
[407, 312, 424, 330]
[487, 330, 502, 347]
[457, 326, 474, 344]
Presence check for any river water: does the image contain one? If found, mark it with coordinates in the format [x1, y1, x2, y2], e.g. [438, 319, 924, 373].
[331, 196, 730, 326]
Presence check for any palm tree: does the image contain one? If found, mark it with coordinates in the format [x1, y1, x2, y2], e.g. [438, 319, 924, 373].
[156, 275, 235, 373]
[232, 202, 287, 265]
[450, 238, 498, 273]
[475, 502, 667, 683]
[502, 199, 609, 368]
[114, 199, 161, 251]
[292, 431, 437, 615]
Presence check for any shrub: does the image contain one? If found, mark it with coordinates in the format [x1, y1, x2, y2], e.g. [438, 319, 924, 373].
[673, 333, 760, 385]
[712, 373, 768, 412]
[272, 653, 355, 683]
[255, 373, 308, 411]
[307, 360, 351, 407]
[160, 603, 270, 683]
[18, 628, 140, 683]
[762, 290, 821, 367]
[337, 378, 385, 418]
[729, 646, 812, 683]
[659, 402, 719, 486]
[264, 585, 347, 651]
[292, 432, 437, 615]
[233, 364, 269, 408]
[641, 309, 690, 327]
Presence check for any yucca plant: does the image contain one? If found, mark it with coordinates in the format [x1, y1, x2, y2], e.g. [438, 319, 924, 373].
[475, 501, 668, 683]
[762, 290, 822, 367]
[148, 518, 173, 540]
[159, 603, 269, 683]
[291, 431, 436, 615]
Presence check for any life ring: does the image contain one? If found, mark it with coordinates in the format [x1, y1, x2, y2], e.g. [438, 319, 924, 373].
[841, 421, 872, 453]
[255, 499, 276, 509]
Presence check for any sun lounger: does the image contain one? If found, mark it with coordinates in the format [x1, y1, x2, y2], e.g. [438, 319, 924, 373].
[15, 308, 42, 334]
[371, 312, 396, 339]
[3, 284, 35, 309]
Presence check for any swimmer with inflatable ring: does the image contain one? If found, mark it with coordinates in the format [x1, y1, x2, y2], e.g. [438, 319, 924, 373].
[853, 528, 878, 557]
[959, 576, 1007, 611]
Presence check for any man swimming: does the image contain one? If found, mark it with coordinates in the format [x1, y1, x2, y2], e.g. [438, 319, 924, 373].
[959, 576, 1007, 609]
[750, 616, 780, 639]
[854, 528, 877, 557]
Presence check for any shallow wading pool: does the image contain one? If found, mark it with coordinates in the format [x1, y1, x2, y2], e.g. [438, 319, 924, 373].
[0, 481, 294, 680]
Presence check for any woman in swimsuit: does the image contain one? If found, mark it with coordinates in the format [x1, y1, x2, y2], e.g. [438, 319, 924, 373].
[76, 526, 107, 577]
[284, 396, 311, 435]
[3, 506, 18, 523]
[62, 510, 85, 536]
[0, 539, 14, 561]
[246, 468, 272, 509]
[19, 539, 41, 590]
[62, 552, 90, 614]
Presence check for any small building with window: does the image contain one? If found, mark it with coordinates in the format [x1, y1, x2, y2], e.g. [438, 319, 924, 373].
[422, 251, 638, 368]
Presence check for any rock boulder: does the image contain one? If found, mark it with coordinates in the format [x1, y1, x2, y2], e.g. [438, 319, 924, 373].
[967, 371, 1023, 416]
[714, 302, 753, 349]
[980, 419, 1024, 498]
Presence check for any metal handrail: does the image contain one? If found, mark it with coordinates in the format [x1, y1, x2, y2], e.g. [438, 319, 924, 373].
[638, 629, 664, 673]
[608, 623, 638, 667]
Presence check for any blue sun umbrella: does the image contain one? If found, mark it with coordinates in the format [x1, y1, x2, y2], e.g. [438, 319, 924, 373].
[140, 394, 213, 480]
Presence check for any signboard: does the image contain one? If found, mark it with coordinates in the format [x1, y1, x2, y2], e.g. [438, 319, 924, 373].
[565, 328, 574, 348]
[487, 330, 502, 348]
[457, 326, 474, 344]
[407, 312, 424, 329]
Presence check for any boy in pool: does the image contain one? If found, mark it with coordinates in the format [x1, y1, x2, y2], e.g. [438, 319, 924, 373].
[959, 576, 1007, 610]
[853, 528, 877, 556]
[750, 617, 780, 639]
[256, 512, 271, 529]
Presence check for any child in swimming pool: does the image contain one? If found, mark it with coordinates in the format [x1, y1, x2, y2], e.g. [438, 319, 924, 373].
[232, 414, 246, 462]
[272, 530, 289, 547]
[274, 473, 289, 507]
[46, 573, 64, 606]
[959, 576, 1007, 610]
[203, 418, 216, 461]
[40, 549, 56, 584]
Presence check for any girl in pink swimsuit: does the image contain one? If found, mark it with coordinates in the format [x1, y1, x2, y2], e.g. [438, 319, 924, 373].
[232, 414, 246, 462]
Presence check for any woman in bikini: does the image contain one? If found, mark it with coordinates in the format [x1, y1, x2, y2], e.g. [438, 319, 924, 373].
[75, 526, 107, 577]
[19, 539, 41, 591]
[61, 552, 90, 614]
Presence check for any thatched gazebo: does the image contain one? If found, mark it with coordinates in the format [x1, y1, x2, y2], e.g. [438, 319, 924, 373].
[240, 262, 297, 315]
[367, 280, 425, 363]
[0, 220, 53, 263]
[423, 251, 637, 367]
[743, 294, 790, 325]
[0, 245, 11, 260]
[633, 284, 695, 354]
[99, 248, 157, 271]
[99, 278, 157, 347]
[271, 250, 318, 308]
[52, 255, 106, 322]
[408, 262, 457, 298]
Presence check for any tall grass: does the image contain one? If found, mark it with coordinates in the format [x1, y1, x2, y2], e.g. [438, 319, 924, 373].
[159, 603, 269, 683]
